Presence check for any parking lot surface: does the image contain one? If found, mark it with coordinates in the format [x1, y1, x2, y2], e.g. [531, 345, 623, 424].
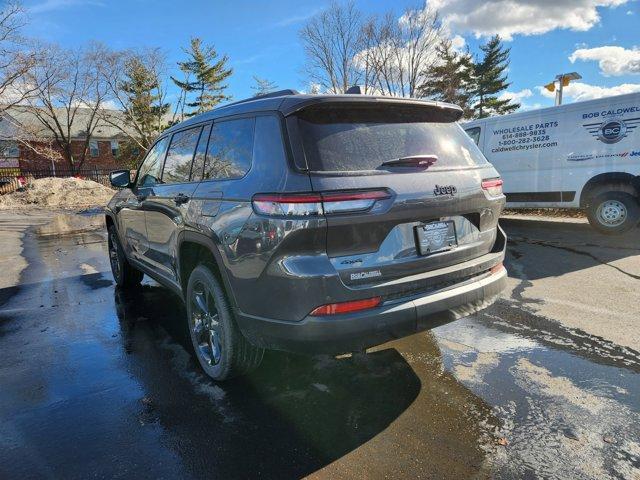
[0, 211, 639, 479]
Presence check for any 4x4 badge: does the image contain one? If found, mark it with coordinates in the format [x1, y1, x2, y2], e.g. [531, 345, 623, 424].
[434, 185, 457, 196]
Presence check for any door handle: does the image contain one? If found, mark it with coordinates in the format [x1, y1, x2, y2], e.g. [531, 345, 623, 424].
[173, 193, 190, 205]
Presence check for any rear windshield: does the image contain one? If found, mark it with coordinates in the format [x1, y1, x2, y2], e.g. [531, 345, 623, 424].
[296, 105, 488, 172]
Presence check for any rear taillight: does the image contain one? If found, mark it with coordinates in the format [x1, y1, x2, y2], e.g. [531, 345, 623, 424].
[310, 296, 382, 316]
[251, 193, 322, 217]
[252, 190, 390, 217]
[482, 178, 503, 197]
[322, 190, 390, 214]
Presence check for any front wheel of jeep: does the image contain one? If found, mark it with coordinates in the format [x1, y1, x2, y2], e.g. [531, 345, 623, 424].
[108, 225, 143, 288]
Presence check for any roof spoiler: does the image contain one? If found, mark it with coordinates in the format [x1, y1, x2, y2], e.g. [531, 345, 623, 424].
[224, 89, 300, 108]
[281, 96, 464, 122]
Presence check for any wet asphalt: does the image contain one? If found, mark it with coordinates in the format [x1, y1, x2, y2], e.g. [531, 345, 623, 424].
[0, 211, 639, 479]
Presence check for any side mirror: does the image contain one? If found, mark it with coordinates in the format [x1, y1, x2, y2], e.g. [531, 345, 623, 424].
[109, 169, 131, 188]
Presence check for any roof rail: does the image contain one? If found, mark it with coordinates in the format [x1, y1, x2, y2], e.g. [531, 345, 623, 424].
[224, 89, 300, 108]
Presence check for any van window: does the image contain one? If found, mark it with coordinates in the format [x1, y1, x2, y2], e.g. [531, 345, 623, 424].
[296, 105, 487, 172]
[137, 136, 169, 188]
[163, 126, 203, 184]
[204, 118, 255, 180]
[465, 127, 481, 146]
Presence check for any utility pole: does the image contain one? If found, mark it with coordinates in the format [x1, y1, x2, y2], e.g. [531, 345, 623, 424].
[544, 72, 582, 106]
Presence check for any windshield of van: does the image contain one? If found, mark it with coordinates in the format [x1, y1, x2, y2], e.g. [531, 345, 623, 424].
[296, 105, 488, 172]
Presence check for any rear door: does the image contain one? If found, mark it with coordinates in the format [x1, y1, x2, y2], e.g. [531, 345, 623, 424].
[289, 103, 503, 286]
[143, 124, 208, 281]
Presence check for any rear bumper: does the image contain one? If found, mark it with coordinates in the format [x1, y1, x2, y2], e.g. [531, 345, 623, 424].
[236, 265, 507, 354]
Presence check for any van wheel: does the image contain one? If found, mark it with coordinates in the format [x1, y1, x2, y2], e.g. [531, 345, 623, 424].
[586, 191, 640, 234]
[108, 225, 143, 288]
[186, 264, 264, 381]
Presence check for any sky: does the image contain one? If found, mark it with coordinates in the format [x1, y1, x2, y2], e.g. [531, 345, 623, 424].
[21, 0, 640, 111]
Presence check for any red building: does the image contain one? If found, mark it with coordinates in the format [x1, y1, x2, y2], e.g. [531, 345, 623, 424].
[0, 106, 134, 174]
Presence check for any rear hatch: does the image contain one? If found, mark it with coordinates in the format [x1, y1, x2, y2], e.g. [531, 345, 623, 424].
[287, 101, 504, 288]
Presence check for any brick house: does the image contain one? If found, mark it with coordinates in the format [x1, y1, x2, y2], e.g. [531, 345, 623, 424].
[0, 106, 135, 173]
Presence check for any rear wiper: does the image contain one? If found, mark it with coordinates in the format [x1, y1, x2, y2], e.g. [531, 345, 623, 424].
[380, 155, 438, 169]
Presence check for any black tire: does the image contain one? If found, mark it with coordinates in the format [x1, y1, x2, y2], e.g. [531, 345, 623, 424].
[586, 191, 640, 235]
[186, 264, 264, 381]
[108, 225, 144, 288]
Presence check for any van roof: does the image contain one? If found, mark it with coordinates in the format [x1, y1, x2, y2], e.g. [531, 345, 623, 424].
[164, 91, 463, 135]
[463, 91, 640, 126]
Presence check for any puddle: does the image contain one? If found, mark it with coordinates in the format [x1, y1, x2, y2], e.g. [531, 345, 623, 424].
[36, 212, 104, 237]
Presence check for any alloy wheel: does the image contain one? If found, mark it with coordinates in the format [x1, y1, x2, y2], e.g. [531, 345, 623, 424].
[108, 232, 121, 281]
[190, 282, 222, 366]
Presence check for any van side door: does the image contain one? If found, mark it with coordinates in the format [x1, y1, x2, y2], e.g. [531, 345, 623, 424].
[143, 123, 210, 281]
[480, 117, 565, 206]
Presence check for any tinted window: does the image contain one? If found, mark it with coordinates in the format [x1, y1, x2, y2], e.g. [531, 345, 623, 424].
[204, 118, 255, 180]
[465, 127, 481, 146]
[137, 136, 169, 187]
[296, 106, 487, 172]
[190, 123, 211, 182]
[162, 126, 202, 184]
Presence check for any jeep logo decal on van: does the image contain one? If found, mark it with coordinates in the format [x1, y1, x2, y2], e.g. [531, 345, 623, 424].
[434, 185, 457, 196]
[583, 116, 640, 144]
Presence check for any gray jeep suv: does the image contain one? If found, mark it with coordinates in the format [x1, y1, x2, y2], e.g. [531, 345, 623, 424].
[106, 91, 507, 381]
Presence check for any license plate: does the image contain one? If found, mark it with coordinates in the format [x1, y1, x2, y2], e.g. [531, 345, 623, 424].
[415, 221, 457, 255]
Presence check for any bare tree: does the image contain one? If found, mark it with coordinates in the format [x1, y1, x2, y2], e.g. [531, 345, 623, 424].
[361, 6, 442, 98]
[14, 43, 109, 173]
[251, 75, 278, 96]
[299, 1, 363, 94]
[98, 47, 170, 151]
[0, 2, 40, 109]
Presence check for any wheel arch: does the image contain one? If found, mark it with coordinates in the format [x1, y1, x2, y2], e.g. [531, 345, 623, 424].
[177, 231, 238, 308]
[105, 210, 116, 231]
[579, 172, 640, 208]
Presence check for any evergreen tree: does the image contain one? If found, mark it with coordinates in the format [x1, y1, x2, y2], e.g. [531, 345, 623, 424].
[419, 39, 474, 118]
[120, 55, 170, 149]
[172, 38, 232, 116]
[251, 76, 278, 96]
[471, 35, 519, 118]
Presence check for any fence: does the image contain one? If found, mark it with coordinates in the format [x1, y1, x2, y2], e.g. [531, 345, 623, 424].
[0, 166, 118, 194]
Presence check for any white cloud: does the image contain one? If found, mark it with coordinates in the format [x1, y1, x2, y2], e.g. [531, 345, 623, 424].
[29, 0, 104, 14]
[537, 81, 640, 102]
[427, 0, 630, 40]
[273, 9, 322, 28]
[450, 34, 466, 51]
[497, 89, 545, 111]
[569, 46, 640, 76]
[100, 99, 120, 111]
[498, 88, 533, 103]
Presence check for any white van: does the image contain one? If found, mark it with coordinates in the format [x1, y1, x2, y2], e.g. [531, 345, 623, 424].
[464, 92, 640, 234]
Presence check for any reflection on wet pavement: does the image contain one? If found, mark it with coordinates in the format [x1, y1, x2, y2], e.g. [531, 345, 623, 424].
[0, 212, 639, 479]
